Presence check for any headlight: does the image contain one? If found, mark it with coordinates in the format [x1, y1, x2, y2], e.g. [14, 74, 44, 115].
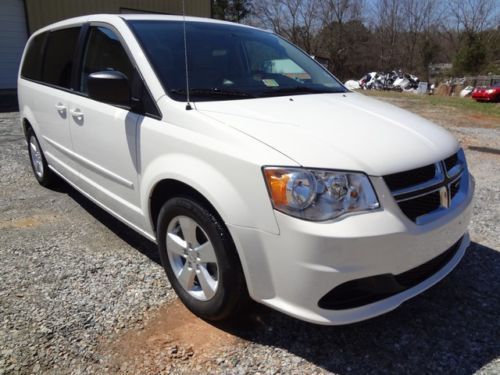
[263, 167, 380, 221]
[487, 89, 495, 94]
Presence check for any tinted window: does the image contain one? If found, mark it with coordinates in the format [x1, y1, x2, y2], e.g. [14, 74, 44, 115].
[42, 27, 80, 89]
[80, 27, 134, 94]
[128, 21, 346, 102]
[21, 32, 47, 81]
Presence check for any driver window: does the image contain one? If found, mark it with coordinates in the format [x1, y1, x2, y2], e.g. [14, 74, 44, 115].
[80, 26, 134, 94]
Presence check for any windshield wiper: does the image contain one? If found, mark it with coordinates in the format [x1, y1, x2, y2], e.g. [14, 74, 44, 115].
[259, 86, 345, 97]
[170, 88, 256, 98]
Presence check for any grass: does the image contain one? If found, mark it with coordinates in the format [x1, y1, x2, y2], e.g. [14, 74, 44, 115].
[362, 90, 500, 118]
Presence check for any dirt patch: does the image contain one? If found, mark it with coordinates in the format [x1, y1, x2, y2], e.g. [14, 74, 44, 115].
[0, 214, 59, 229]
[454, 113, 500, 129]
[103, 300, 242, 373]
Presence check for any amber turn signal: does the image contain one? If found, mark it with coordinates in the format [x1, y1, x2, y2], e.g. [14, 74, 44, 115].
[264, 169, 290, 206]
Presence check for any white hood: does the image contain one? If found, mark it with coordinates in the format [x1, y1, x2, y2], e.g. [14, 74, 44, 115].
[195, 92, 459, 176]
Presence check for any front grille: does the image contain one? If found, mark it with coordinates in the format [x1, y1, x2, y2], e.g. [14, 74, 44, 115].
[383, 151, 465, 223]
[398, 191, 441, 222]
[384, 164, 435, 191]
[444, 153, 458, 172]
[450, 179, 461, 199]
[318, 237, 463, 310]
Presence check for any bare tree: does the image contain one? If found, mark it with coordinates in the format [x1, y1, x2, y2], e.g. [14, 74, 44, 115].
[321, 0, 364, 24]
[446, 0, 498, 73]
[371, 0, 404, 70]
[444, 0, 497, 54]
[400, 0, 442, 71]
[248, 0, 500, 78]
[317, 0, 366, 77]
[449, 0, 497, 37]
[249, 0, 284, 32]
[250, 0, 322, 53]
[297, 0, 322, 53]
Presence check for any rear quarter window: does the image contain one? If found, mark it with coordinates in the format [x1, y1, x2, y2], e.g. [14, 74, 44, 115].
[21, 32, 47, 81]
[41, 27, 81, 89]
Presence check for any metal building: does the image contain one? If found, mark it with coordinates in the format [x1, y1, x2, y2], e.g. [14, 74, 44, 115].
[0, 0, 29, 90]
[0, 0, 211, 92]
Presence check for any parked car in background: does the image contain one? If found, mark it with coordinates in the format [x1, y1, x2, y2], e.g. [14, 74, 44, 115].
[471, 82, 500, 102]
[18, 14, 475, 325]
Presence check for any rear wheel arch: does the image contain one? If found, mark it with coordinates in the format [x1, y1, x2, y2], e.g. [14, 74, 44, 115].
[20, 105, 40, 140]
[26, 126, 57, 187]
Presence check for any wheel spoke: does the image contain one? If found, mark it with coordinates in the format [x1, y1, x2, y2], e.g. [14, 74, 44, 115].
[197, 265, 217, 300]
[196, 241, 217, 263]
[178, 262, 196, 290]
[179, 217, 198, 245]
[166, 232, 187, 256]
[167, 214, 219, 301]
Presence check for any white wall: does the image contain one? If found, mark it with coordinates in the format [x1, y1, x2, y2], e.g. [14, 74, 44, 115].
[0, 0, 28, 89]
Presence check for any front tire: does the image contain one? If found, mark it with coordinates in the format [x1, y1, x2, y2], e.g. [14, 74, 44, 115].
[27, 128, 57, 187]
[157, 196, 249, 321]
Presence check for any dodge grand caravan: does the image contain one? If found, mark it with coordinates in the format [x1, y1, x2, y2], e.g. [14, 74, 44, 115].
[18, 15, 474, 325]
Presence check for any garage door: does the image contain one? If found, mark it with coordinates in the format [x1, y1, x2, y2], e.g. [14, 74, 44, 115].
[0, 0, 28, 89]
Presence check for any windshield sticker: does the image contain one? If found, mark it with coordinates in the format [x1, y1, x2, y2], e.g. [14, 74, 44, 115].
[262, 79, 279, 87]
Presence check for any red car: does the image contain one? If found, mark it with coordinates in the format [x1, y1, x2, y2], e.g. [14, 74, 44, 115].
[471, 82, 500, 102]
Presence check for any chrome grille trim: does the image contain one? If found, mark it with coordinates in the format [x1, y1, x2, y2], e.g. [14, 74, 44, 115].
[383, 149, 469, 224]
[447, 163, 464, 179]
[394, 172, 463, 203]
[391, 162, 444, 198]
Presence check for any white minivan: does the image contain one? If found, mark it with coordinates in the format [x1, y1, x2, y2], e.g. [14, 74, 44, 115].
[18, 14, 474, 325]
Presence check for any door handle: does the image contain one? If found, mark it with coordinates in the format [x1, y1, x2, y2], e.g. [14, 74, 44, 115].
[70, 109, 84, 122]
[55, 103, 66, 112]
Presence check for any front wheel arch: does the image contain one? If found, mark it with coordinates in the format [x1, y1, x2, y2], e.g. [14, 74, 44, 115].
[149, 179, 222, 235]
[22, 118, 32, 140]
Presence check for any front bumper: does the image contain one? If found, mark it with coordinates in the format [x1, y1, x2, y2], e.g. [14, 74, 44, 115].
[228, 174, 475, 325]
[472, 94, 495, 101]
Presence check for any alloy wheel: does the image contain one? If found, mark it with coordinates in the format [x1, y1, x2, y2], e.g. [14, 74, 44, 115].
[166, 215, 219, 301]
[29, 135, 44, 178]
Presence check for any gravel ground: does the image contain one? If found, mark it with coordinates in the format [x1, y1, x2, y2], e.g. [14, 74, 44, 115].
[0, 98, 499, 374]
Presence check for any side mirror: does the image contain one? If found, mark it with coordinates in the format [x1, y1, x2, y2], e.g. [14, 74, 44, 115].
[87, 71, 131, 107]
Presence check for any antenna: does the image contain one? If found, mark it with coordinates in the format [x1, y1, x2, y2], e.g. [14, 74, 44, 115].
[182, 0, 192, 110]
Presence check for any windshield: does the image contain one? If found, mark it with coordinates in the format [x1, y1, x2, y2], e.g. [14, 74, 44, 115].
[128, 20, 346, 101]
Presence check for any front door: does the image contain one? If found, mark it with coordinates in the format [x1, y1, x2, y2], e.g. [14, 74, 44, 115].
[68, 25, 144, 229]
